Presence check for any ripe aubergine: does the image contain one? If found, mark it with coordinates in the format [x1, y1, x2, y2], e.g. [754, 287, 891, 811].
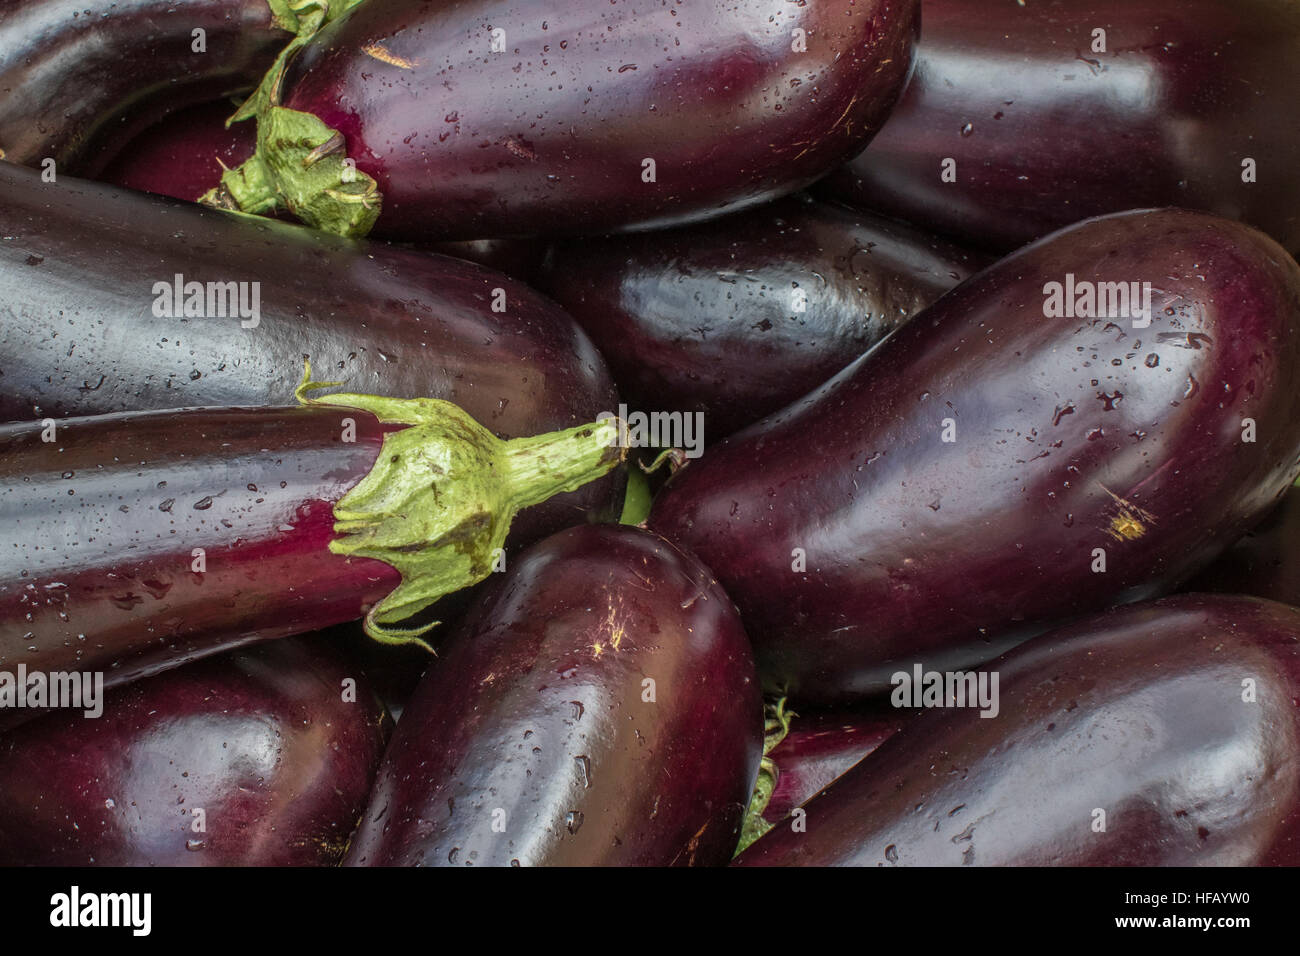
[207, 0, 920, 239]
[820, 0, 1300, 255]
[0, 388, 621, 713]
[343, 524, 763, 867]
[0, 162, 620, 539]
[736, 594, 1300, 866]
[650, 209, 1300, 703]
[99, 99, 260, 203]
[0, 0, 291, 174]
[0, 635, 389, 866]
[537, 196, 985, 439]
[97, 99, 545, 279]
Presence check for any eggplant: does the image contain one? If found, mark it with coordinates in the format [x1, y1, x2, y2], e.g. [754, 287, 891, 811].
[649, 208, 1300, 704]
[820, 0, 1300, 255]
[537, 196, 984, 440]
[97, 99, 545, 279]
[0, 161, 620, 539]
[0, 635, 389, 866]
[343, 524, 762, 867]
[99, 99, 261, 204]
[0, 0, 291, 175]
[762, 707, 903, 824]
[736, 594, 1300, 866]
[0, 386, 622, 712]
[206, 0, 920, 240]
[1186, 487, 1300, 606]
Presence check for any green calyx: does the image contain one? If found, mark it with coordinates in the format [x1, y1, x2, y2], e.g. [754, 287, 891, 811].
[295, 362, 624, 651]
[205, 107, 381, 235]
[734, 698, 795, 857]
[199, 0, 381, 236]
[240, 0, 366, 124]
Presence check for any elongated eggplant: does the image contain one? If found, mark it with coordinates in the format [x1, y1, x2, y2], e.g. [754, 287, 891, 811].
[736, 594, 1300, 866]
[206, 0, 919, 239]
[1187, 487, 1300, 606]
[0, 162, 619, 538]
[0, 0, 291, 174]
[0, 635, 388, 866]
[820, 0, 1300, 255]
[98, 99, 545, 279]
[344, 524, 762, 867]
[537, 196, 984, 439]
[650, 209, 1300, 703]
[0, 385, 621, 712]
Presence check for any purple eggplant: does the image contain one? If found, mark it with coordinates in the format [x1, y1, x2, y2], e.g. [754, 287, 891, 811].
[98, 99, 261, 204]
[0, 161, 620, 539]
[343, 524, 762, 867]
[736, 594, 1300, 866]
[1186, 487, 1300, 606]
[763, 707, 903, 824]
[206, 0, 920, 240]
[650, 209, 1300, 703]
[820, 0, 1300, 255]
[537, 196, 985, 440]
[97, 99, 545, 279]
[0, 635, 389, 866]
[0, 0, 290, 175]
[0, 388, 622, 713]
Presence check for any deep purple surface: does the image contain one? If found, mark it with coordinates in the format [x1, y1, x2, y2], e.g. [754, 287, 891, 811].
[100, 98, 261, 203]
[764, 707, 905, 823]
[0, 405, 401, 709]
[538, 196, 985, 439]
[98, 99, 545, 278]
[344, 524, 763, 866]
[0, 161, 622, 540]
[279, 0, 919, 240]
[0, 636, 390, 866]
[821, 0, 1300, 255]
[650, 209, 1300, 703]
[0, 0, 285, 174]
[737, 594, 1300, 866]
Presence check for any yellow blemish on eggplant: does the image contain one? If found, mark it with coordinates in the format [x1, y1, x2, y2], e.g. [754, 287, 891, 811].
[362, 43, 417, 69]
[1099, 485, 1156, 542]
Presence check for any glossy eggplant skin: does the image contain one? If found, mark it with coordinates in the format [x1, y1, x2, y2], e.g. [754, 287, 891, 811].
[737, 595, 1300, 866]
[764, 707, 903, 824]
[1187, 489, 1300, 606]
[537, 196, 985, 439]
[0, 405, 400, 708]
[820, 0, 1300, 255]
[344, 524, 763, 867]
[0, 0, 285, 175]
[0, 636, 390, 866]
[0, 162, 620, 539]
[278, 0, 919, 240]
[99, 99, 260, 203]
[650, 209, 1300, 704]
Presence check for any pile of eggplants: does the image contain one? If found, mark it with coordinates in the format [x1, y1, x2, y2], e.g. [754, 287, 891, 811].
[2, 0, 1300, 871]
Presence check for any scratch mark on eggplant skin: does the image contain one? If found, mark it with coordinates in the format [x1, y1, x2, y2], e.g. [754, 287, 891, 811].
[1098, 484, 1156, 542]
[362, 43, 418, 69]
